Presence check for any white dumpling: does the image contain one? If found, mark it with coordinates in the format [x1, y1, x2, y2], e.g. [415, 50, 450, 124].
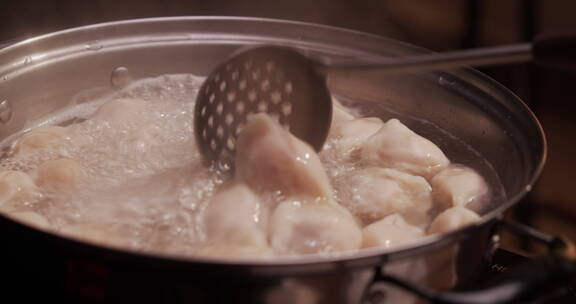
[0, 170, 38, 212]
[361, 119, 449, 179]
[362, 214, 424, 249]
[7, 211, 50, 229]
[236, 113, 333, 198]
[203, 182, 269, 249]
[431, 165, 488, 210]
[12, 125, 69, 156]
[34, 158, 85, 191]
[428, 206, 480, 235]
[270, 198, 362, 255]
[331, 117, 383, 160]
[336, 168, 432, 225]
[91, 98, 146, 122]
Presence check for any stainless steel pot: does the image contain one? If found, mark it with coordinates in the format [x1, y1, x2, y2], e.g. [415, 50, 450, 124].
[0, 17, 547, 303]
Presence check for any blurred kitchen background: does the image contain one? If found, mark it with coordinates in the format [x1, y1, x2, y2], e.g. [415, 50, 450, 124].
[1, 0, 575, 256]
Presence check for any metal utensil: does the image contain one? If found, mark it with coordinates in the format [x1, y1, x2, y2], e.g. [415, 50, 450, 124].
[194, 33, 575, 171]
[194, 47, 332, 171]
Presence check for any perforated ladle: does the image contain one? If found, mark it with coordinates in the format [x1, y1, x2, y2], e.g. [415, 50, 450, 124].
[194, 33, 576, 171]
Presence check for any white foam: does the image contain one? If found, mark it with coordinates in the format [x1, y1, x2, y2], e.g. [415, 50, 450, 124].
[0, 74, 220, 250]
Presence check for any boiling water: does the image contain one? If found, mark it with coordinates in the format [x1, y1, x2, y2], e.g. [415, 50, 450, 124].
[0, 73, 504, 257]
[0, 74, 224, 254]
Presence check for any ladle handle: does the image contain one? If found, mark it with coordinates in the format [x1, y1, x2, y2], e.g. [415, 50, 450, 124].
[333, 44, 531, 73]
[331, 32, 576, 74]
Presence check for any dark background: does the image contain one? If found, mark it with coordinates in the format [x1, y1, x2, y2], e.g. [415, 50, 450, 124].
[1, 0, 575, 255]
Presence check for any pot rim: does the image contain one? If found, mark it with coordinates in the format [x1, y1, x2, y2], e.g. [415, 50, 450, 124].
[0, 16, 547, 269]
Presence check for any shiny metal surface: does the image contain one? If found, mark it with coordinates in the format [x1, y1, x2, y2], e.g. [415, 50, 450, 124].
[194, 46, 332, 171]
[0, 17, 546, 303]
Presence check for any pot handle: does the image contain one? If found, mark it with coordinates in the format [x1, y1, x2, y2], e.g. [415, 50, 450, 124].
[363, 222, 576, 304]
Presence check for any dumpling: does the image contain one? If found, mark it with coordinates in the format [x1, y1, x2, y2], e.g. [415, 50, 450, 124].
[91, 98, 146, 122]
[12, 125, 69, 156]
[34, 158, 85, 191]
[430, 165, 488, 210]
[203, 182, 269, 249]
[0, 170, 38, 212]
[7, 211, 49, 229]
[428, 206, 480, 235]
[362, 214, 424, 249]
[330, 117, 383, 160]
[269, 198, 362, 255]
[361, 119, 449, 179]
[236, 113, 333, 198]
[336, 168, 432, 226]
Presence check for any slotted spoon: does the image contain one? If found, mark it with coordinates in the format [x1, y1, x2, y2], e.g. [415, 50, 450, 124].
[194, 33, 576, 171]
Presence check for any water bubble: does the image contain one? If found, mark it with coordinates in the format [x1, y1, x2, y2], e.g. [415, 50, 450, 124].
[85, 41, 104, 51]
[110, 66, 133, 89]
[438, 76, 456, 87]
[0, 99, 12, 123]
